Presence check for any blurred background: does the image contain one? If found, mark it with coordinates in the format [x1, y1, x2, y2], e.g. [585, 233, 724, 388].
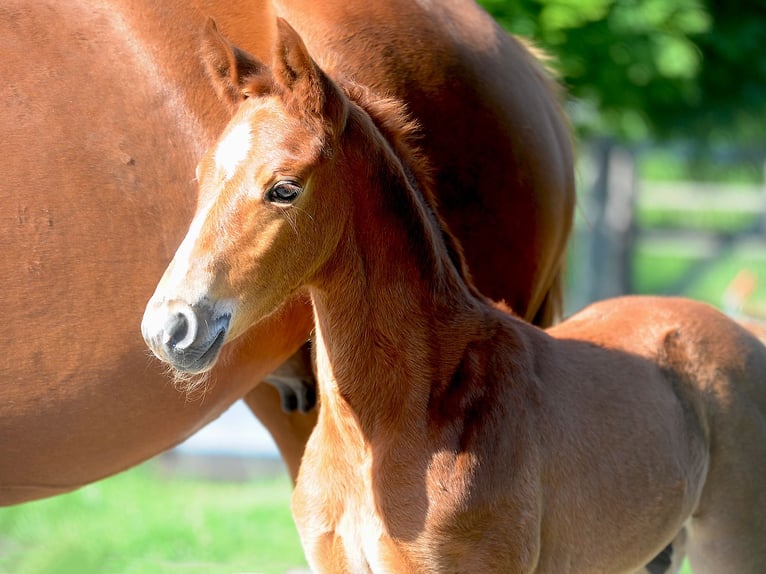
[490, 0, 766, 318]
[2, 1, 765, 573]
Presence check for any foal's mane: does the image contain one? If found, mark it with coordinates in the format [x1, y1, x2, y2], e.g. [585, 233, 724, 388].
[340, 81, 482, 298]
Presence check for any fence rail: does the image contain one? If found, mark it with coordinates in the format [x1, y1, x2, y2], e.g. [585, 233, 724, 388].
[568, 141, 766, 313]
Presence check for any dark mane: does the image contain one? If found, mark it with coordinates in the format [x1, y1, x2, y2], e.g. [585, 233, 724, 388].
[341, 81, 484, 299]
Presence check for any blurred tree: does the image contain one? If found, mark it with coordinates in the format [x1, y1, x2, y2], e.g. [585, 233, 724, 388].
[479, 0, 766, 143]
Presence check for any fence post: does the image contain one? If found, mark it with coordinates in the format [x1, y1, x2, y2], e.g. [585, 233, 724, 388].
[585, 139, 637, 303]
[761, 156, 766, 236]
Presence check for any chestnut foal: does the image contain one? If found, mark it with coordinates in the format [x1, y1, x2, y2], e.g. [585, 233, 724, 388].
[145, 19, 766, 574]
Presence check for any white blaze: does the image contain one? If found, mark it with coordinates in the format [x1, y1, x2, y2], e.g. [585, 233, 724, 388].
[214, 121, 252, 180]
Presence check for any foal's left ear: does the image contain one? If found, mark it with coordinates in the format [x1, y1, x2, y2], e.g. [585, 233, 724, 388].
[272, 18, 347, 130]
[200, 18, 271, 111]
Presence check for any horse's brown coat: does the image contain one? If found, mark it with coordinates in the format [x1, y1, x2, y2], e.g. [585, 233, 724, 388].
[2, 0, 573, 503]
[145, 20, 766, 573]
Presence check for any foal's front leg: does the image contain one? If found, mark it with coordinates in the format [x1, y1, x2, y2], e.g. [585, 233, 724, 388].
[300, 532, 422, 574]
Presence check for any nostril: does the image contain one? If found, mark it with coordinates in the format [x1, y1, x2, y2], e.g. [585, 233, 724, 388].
[162, 306, 198, 350]
[165, 313, 188, 346]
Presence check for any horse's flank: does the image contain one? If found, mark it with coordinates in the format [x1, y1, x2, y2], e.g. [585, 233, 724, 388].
[3, 0, 574, 503]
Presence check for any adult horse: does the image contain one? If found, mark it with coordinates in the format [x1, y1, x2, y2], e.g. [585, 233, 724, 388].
[0, 0, 572, 505]
[143, 20, 766, 572]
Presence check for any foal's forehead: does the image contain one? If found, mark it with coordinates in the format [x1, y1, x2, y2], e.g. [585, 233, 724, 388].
[209, 97, 324, 181]
[213, 120, 252, 181]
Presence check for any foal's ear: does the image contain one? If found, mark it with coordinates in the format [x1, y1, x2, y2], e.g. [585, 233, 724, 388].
[272, 18, 347, 130]
[200, 18, 270, 111]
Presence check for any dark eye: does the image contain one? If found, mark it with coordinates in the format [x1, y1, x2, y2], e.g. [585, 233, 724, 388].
[265, 181, 302, 204]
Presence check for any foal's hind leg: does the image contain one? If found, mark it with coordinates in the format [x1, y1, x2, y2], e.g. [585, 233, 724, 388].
[684, 409, 766, 573]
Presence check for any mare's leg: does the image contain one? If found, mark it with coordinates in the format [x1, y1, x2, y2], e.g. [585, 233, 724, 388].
[263, 342, 316, 413]
[243, 347, 318, 482]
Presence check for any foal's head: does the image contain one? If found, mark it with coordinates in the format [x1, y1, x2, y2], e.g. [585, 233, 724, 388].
[142, 18, 475, 374]
[142, 19, 431, 373]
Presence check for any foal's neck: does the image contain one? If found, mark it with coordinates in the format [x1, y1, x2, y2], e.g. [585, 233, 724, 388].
[310, 109, 487, 438]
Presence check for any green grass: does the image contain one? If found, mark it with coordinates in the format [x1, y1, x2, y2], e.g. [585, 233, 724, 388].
[0, 460, 697, 573]
[0, 463, 306, 574]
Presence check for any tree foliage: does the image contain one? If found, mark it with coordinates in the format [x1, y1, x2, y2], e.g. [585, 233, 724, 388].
[479, 0, 766, 143]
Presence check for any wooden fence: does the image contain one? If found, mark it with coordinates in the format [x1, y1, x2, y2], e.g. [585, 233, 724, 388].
[566, 140, 766, 315]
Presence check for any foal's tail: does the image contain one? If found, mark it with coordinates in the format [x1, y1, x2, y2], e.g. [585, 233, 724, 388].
[531, 268, 564, 328]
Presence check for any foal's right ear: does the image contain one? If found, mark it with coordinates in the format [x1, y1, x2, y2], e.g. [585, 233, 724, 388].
[200, 19, 270, 111]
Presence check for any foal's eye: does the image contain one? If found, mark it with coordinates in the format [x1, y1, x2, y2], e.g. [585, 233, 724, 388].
[265, 181, 303, 204]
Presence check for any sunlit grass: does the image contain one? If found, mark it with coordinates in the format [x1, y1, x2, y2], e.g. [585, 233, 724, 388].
[0, 459, 698, 573]
[0, 462, 306, 574]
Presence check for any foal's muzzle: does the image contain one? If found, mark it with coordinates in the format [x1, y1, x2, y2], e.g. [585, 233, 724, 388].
[142, 299, 231, 373]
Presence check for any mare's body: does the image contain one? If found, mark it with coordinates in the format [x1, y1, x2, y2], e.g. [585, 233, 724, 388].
[143, 20, 766, 574]
[1, 0, 573, 503]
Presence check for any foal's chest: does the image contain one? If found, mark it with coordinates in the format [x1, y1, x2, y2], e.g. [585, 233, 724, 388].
[335, 497, 389, 572]
[294, 426, 410, 572]
[296, 466, 403, 573]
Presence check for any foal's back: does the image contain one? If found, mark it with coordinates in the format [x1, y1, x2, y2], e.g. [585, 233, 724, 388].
[432, 295, 765, 572]
[535, 296, 766, 573]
